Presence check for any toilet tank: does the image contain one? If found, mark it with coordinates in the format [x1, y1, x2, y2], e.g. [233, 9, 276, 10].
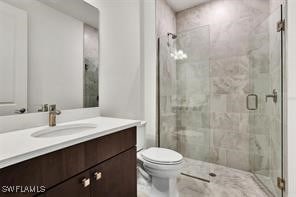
[137, 121, 146, 151]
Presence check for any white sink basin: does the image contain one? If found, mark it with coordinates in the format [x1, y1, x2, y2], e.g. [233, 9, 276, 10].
[31, 123, 97, 138]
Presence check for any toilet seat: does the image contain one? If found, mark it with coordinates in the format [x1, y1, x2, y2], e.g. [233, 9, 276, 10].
[141, 147, 183, 165]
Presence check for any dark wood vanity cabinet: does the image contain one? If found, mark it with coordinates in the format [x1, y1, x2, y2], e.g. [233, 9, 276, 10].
[0, 127, 137, 197]
[43, 148, 136, 197]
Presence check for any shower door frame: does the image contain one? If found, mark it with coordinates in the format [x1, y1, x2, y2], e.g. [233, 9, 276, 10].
[249, 3, 287, 197]
[280, 3, 286, 197]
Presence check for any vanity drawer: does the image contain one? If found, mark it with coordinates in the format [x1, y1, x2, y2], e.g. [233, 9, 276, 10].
[85, 126, 136, 167]
[0, 127, 136, 197]
[0, 143, 86, 197]
[40, 171, 90, 197]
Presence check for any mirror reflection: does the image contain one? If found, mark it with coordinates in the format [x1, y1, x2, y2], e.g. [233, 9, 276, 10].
[0, 0, 99, 116]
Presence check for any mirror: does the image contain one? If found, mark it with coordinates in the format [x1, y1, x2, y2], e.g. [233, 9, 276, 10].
[0, 0, 99, 116]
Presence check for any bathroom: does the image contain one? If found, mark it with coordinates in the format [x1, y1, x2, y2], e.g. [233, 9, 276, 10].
[0, 0, 295, 197]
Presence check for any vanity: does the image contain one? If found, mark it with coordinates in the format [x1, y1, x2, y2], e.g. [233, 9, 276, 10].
[0, 117, 140, 197]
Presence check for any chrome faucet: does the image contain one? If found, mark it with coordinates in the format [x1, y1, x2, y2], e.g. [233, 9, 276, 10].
[49, 104, 61, 127]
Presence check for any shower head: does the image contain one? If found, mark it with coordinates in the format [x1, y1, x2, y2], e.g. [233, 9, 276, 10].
[167, 32, 177, 48]
[167, 32, 177, 39]
[166, 32, 187, 60]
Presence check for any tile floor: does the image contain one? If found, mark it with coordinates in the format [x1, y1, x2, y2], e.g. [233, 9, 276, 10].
[138, 158, 273, 197]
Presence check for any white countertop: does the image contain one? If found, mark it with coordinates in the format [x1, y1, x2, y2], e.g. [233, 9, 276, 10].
[0, 116, 141, 169]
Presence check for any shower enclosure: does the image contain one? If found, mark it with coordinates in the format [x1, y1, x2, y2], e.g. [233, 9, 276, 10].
[249, 6, 284, 197]
[158, 4, 285, 197]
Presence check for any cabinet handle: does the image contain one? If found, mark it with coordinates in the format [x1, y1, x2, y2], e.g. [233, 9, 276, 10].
[94, 172, 102, 180]
[82, 178, 90, 188]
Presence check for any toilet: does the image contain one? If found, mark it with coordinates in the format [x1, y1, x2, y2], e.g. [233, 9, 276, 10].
[137, 122, 183, 197]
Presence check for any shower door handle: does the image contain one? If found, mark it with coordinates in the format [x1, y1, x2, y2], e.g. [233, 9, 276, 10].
[246, 94, 258, 110]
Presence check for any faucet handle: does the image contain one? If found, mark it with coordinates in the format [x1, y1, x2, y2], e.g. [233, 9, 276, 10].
[38, 104, 49, 112]
[49, 104, 61, 115]
[43, 104, 49, 112]
[55, 110, 62, 115]
[49, 104, 56, 112]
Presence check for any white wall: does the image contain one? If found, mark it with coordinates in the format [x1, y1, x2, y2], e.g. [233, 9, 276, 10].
[286, 0, 296, 196]
[85, 0, 143, 120]
[1, 0, 84, 112]
[141, 0, 157, 147]
[84, 0, 158, 148]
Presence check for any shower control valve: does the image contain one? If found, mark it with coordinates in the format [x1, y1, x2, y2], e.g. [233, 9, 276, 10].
[265, 89, 278, 103]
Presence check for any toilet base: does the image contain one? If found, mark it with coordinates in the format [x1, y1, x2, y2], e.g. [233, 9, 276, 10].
[150, 176, 179, 197]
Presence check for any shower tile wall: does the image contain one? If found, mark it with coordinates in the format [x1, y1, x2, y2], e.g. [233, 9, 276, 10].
[175, 27, 211, 163]
[157, 0, 178, 150]
[248, 13, 273, 178]
[175, 0, 272, 171]
[156, 0, 176, 37]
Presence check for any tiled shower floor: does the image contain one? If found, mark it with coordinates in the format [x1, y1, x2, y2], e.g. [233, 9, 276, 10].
[138, 158, 271, 197]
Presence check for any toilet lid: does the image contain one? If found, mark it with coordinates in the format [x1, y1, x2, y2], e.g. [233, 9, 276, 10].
[141, 147, 183, 165]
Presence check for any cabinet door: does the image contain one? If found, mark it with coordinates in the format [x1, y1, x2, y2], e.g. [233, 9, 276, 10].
[90, 147, 137, 197]
[43, 171, 90, 197]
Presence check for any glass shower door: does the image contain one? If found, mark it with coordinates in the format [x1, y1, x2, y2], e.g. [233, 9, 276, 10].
[249, 6, 284, 197]
[158, 26, 211, 181]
